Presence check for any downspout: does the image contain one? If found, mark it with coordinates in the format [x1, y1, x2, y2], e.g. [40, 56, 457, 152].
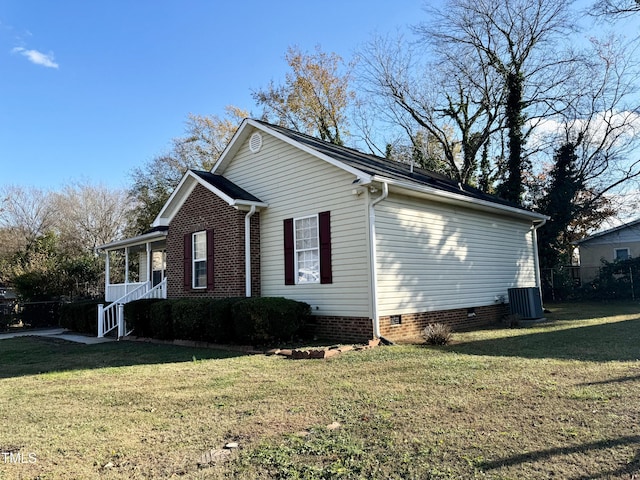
[532, 218, 547, 304]
[369, 182, 389, 339]
[245, 205, 257, 297]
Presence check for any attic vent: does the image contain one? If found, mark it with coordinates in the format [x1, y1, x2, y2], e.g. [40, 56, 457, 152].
[249, 132, 263, 153]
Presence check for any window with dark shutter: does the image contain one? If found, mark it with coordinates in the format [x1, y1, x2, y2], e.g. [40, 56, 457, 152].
[284, 212, 332, 285]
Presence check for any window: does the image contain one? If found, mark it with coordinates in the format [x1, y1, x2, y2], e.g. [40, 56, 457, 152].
[184, 230, 214, 290]
[615, 248, 630, 261]
[284, 211, 332, 285]
[192, 231, 207, 288]
[295, 215, 320, 284]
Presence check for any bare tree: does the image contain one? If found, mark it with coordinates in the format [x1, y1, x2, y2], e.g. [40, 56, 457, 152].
[0, 185, 55, 247]
[531, 35, 640, 264]
[358, 34, 504, 185]
[414, 0, 578, 202]
[52, 181, 134, 254]
[591, 0, 640, 18]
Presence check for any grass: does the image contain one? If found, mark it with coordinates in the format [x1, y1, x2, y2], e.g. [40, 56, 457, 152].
[0, 301, 639, 479]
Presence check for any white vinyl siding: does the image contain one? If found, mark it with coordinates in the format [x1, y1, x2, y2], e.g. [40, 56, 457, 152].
[221, 131, 372, 317]
[375, 193, 537, 316]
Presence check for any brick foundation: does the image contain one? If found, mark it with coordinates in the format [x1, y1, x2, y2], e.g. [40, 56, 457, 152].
[307, 315, 374, 343]
[379, 303, 509, 342]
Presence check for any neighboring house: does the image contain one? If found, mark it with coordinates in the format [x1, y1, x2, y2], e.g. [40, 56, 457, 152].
[97, 119, 548, 343]
[0, 285, 17, 317]
[575, 218, 640, 284]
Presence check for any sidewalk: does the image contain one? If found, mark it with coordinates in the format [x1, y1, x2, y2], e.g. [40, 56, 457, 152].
[0, 327, 115, 344]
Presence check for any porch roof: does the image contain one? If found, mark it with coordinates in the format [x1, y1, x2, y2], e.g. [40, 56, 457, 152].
[96, 226, 168, 252]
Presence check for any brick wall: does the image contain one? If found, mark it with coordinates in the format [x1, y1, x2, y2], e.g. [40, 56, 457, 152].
[307, 315, 374, 343]
[166, 183, 260, 298]
[379, 303, 509, 342]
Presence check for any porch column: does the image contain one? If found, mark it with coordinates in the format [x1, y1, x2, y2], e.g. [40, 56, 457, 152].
[105, 251, 111, 294]
[125, 246, 130, 286]
[146, 242, 152, 288]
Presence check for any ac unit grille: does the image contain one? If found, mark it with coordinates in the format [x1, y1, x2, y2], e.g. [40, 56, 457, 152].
[508, 287, 543, 319]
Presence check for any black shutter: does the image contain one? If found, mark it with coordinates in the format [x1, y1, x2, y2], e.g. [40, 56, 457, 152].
[206, 229, 215, 290]
[183, 233, 192, 289]
[284, 218, 295, 285]
[319, 211, 332, 284]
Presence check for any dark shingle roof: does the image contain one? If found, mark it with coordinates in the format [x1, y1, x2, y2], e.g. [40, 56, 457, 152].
[257, 120, 522, 210]
[191, 170, 263, 203]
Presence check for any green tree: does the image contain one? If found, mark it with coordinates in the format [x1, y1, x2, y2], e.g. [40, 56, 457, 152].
[128, 106, 247, 235]
[536, 141, 585, 268]
[253, 45, 354, 145]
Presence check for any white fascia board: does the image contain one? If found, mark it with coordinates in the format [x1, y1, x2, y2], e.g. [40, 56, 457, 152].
[232, 199, 269, 209]
[97, 230, 167, 252]
[152, 170, 268, 228]
[152, 172, 198, 227]
[375, 175, 549, 223]
[212, 119, 373, 184]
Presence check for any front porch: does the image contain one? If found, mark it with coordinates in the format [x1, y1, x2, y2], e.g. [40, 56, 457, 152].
[97, 227, 168, 338]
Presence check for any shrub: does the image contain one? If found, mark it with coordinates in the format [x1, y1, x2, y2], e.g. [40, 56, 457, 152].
[59, 300, 102, 335]
[422, 323, 452, 345]
[149, 300, 176, 340]
[171, 298, 211, 341]
[231, 297, 310, 344]
[124, 299, 163, 338]
[204, 297, 244, 343]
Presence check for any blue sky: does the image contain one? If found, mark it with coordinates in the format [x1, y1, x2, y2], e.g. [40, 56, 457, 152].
[0, 1, 426, 191]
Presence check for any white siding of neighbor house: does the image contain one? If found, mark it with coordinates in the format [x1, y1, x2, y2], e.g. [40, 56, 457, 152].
[375, 193, 537, 316]
[219, 129, 373, 318]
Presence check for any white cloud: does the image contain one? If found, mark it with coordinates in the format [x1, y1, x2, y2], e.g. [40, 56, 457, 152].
[12, 46, 59, 69]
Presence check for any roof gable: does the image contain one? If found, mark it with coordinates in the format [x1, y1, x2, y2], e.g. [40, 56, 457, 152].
[152, 170, 266, 227]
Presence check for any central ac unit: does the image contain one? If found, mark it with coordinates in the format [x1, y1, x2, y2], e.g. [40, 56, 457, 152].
[508, 287, 543, 319]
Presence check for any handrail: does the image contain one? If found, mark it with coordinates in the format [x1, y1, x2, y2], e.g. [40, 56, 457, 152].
[97, 279, 167, 338]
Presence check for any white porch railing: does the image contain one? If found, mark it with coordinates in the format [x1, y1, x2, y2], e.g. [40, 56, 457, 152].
[98, 278, 167, 338]
[105, 282, 147, 303]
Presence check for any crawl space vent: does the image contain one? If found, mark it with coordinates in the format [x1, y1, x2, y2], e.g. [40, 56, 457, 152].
[249, 132, 263, 153]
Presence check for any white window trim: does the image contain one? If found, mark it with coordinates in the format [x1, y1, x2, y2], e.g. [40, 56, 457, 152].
[192, 231, 207, 289]
[614, 247, 630, 261]
[294, 214, 320, 285]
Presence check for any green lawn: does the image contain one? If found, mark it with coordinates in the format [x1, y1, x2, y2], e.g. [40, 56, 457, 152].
[0, 302, 639, 479]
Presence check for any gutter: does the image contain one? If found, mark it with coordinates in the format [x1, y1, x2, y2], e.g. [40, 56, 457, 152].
[245, 205, 257, 297]
[369, 181, 389, 339]
[372, 175, 548, 222]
